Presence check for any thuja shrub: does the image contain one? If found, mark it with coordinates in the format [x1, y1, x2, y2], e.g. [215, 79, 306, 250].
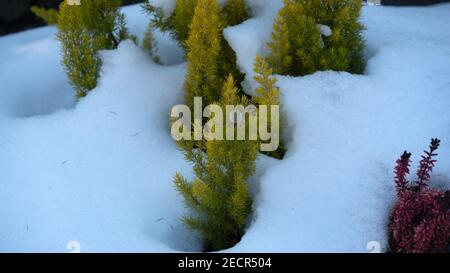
[174, 75, 259, 251]
[389, 139, 450, 253]
[267, 0, 365, 76]
[58, 0, 135, 98]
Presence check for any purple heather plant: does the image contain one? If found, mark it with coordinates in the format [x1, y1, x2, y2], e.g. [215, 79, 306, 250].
[389, 139, 449, 253]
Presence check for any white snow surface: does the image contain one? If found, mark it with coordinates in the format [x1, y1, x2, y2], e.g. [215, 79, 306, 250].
[1, 2, 449, 252]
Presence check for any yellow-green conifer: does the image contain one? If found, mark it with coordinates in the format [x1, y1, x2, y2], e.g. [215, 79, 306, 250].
[31, 6, 59, 25]
[253, 55, 280, 115]
[266, 13, 292, 75]
[184, 0, 222, 108]
[174, 75, 259, 251]
[142, 22, 161, 64]
[253, 55, 284, 158]
[223, 0, 249, 26]
[267, 0, 365, 76]
[144, 0, 198, 47]
[57, 0, 134, 98]
[172, 0, 199, 45]
[318, 0, 365, 74]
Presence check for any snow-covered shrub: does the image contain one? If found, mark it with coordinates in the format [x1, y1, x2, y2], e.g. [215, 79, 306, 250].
[267, 0, 365, 76]
[389, 139, 450, 253]
[57, 0, 135, 98]
[174, 75, 259, 251]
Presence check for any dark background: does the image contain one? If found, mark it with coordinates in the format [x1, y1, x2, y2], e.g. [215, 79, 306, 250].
[0, 0, 143, 36]
[1, 0, 449, 36]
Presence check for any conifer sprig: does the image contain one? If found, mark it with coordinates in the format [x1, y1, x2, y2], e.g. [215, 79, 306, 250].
[174, 75, 259, 251]
[267, 0, 365, 76]
[57, 0, 134, 99]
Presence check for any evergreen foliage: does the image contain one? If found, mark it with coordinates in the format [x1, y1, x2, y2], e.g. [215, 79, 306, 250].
[182, 0, 246, 109]
[184, 0, 223, 108]
[267, 0, 365, 76]
[144, 0, 249, 46]
[57, 0, 134, 98]
[266, 14, 292, 76]
[31, 6, 59, 25]
[144, 0, 247, 102]
[142, 22, 162, 64]
[253, 55, 280, 116]
[223, 0, 250, 26]
[253, 55, 285, 159]
[143, 0, 198, 47]
[174, 75, 259, 251]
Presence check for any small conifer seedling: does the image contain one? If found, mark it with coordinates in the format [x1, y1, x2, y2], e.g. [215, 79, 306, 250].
[184, 0, 223, 109]
[253, 55, 285, 158]
[174, 75, 259, 251]
[267, 0, 365, 76]
[57, 0, 135, 98]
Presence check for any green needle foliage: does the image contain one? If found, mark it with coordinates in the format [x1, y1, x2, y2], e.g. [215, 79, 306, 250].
[144, 0, 249, 47]
[145, 0, 247, 100]
[184, 0, 223, 108]
[57, 0, 135, 99]
[223, 0, 250, 26]
[143, 0, 198, 47]
[253, 55, 285, 159]
[31, 6, 59, 25]
[175, 75, 259, 251]
[218, 0, 248, 93]
[184, 0, 247, 109]
[142, 22, 162, 64]
[267, 0, 365, 76]
[253, 55, 281, 125]
[171, 0, 200, 45]
[319, 0, 365, 74]
[266, 14, 292, 76]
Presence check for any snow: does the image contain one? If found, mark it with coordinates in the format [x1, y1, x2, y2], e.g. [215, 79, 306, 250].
[0, 28, 75, 118]
[0, 34, 200, 252]
[318, 24, 332, 37]
[1, 2, 450, 252]
[146, 0, 177, 18]
[122, 5, 185, 65]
